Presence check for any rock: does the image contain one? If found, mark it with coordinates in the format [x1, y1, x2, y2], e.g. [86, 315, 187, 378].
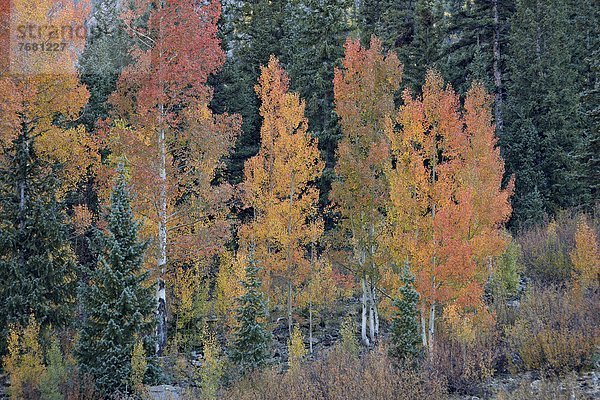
[146, 385, 182, 400]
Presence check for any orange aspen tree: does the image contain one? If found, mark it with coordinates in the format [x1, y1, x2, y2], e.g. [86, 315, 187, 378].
[332, 37, 402, 345]
[570, 216, 599, 296]
[240, 56, 324, 336]
[0, 0, 97, 194]
[110, 0, 239, 354]
[385, 72, 512, 353]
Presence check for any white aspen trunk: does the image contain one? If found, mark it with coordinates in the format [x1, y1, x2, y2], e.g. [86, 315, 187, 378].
[156, 107, 168, 356]
[492, 0, 504, 135]
[309, 301, 313, 355]
[372, 283, 379, 337]
[17, 128, 29, 270]
[361, 276, 369, 346]
[420, 310, 428, 348]
[367, 278, 375, 344]
[368, 302, 375, 344]
[286, 173, 295, 336]
[428, 303, 436, 354]
[287, 281, 293, 336]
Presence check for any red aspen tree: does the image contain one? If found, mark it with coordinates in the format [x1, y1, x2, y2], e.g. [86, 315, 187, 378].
[385, 71, 512, 353]
[110, 0, 239, 354]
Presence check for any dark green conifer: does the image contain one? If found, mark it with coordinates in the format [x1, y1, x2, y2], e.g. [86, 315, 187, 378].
[229, 250, 272, 375]
[0, 133, 76, 353]
[389, 264, 422, 363]
[76, 170, 154, 395]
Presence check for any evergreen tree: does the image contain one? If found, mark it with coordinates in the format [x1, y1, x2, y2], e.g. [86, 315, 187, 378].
[389, 264, 422, 363]
[361, 0, 447, 93]
[503, 0, 583, 227]
[229, 250, 272, 375]
[0, 134, 76, 353]
[79, 0, 132, 130]
[76, 171, 154, 395]
[441, 0, 514, 135]
[572, 0, 600, 208]
[214, 0, 286, 184]
[282, 0, 349, 208]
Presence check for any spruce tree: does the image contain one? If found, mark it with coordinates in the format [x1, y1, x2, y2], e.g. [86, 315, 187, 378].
[76, 171, 154, 395]
[282, 0, 349, 208]
[79, 0, 132, 130]
[0, 134, 76, 353]
[503, 0, 583, 227]
[441, 0, 514, 134]
[229, 251, 272, 375]
[361, 0, 446, 93]
[389, 264, 422, 363]
[214, 0, 286, 184]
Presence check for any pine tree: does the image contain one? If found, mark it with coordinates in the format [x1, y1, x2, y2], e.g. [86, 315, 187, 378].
[76, 171, 154, 396]
[0, 135, 76, 353]
[229, 251, 272, 375]
[389, 264, 422, 363]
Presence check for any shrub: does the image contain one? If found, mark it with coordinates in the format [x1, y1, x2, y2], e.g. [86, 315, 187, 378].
[506, 286, 600, 373]
[287, 326, 307, 372]
[3, 316, 46, 400]
[518, 214, 577, 285]
[338, 315, 359, 357]
[130, 339, 147, 395]
[570, 215, 600, 296]
[40, 336, 69, 400]
[491, 240, 523, 299]
[495, 374, 587, 399]
[429, 308, 499, 396]
[221, 346, 447, 400]
[199, 331, 224, 400]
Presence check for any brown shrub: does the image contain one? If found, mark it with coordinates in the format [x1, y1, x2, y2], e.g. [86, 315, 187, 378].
[518, 213, 578, 285]
[221, 346, 448, 400]
[506, 286, 600, 373]
[428, 316, 499, 396]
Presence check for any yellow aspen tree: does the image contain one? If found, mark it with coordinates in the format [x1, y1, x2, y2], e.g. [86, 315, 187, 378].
[570, 216, 600, 295]
[240, 56, 324, 336]
[0, 0, 98, 194]
[332, 36, 402, 345]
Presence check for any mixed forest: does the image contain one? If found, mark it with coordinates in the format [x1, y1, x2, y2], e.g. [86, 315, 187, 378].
[0, 0, 598, 398]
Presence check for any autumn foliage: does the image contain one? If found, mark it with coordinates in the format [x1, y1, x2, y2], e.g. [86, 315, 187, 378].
[385, 71, 513, 350]
[332, 36, 402, 345]
[239, 56, 324, 333]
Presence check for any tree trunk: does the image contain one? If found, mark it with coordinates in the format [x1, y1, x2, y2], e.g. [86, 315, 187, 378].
[287, 281, 293, 336]
[367, 278, 375, 344]
[428, 303, 436, 354]
[372, 283, 379, 337]
[361, 276, 369, 346]
[156, 111, 168, 356]
[309, 301, 313, 355]
[492, 0, 504, 135]
[286, 173, 295, 336]
[17, 127, 29, 270]
[421, 310, 428, 348]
